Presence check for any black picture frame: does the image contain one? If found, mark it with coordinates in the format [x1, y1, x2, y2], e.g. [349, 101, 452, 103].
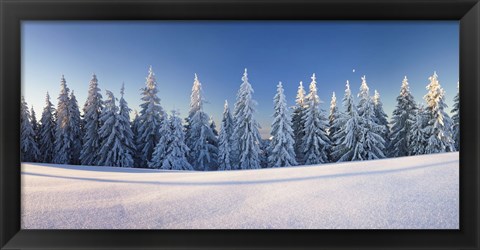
[1, 0, 479, 249]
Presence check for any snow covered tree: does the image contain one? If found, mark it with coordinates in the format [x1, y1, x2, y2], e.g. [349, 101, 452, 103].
[80, 74, 103, 166]
[451, 81, 460, 151]
[186, 74, 218, 171]
[97, 90, 119, 166]
[53, 75, 73, 164]
[388, 76, 417, 157]
[97, 90, 135, 167]
[160, 111, 193, 170]
[149, 113, 171, 169]
[409, 105, 428, 155]
[232, 68, 262, 169]
[210, 117, 218, 137]
[331, 81, 363, 162]
[423, 72, 455, 153]
[301, 73, 330, 165]
[185, 73, 202, 151]
[68, 91, 83, 165]
[30, 106, 39, 145]
[118, 84, 136, 167]
[217, 100, 234, 170]
[268, 81, 297, 167]
[328, 92, 341, 162]
[131, 110, 142, 167]
[20, 96, 40, 162]
[356, 76, 386, 160]
[259, 139, 270, 168]
[38, 92, 56, 163]
[373, 90, 389, 150]
[208, 116, 219, 170]
[136, 66, 165, 166]
[291, 81, 307, 165]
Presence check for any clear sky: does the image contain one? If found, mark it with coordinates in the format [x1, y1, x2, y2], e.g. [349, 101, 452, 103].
[22, 21, 458, 138]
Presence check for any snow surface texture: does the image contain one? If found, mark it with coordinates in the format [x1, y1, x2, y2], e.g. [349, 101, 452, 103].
[21, 152, 459, 229]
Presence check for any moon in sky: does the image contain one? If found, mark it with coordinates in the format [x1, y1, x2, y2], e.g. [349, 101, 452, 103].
[352, 69, 356, 73]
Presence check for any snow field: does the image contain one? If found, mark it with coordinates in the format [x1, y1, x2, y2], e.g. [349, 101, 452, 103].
[21, 152, 458, 229]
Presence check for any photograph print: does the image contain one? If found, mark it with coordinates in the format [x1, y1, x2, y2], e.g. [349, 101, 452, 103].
[20, 21, 459, 229]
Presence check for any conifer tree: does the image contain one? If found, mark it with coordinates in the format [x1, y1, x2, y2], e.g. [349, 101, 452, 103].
[268, 81, 297, 167]
[68, 91, 82, 165]
[451, 81, 460, 151]
[373, 90, 389, 148]
[30, 106, 39, 145]
[186, 74, 218, 171]
[328, 92, 341, 162]
[118, 84, 136, 167]
[259, 139, 270, 168]
[20, 96, 40, 162]
[388, 76, 417, 157]
[232, 69, 262, 169]
[291, 81, 307, 165]
[80, 74, 103, 166]
[302, 73, 330, 165]
[137, 66, 165, 166]
[218, 100, 234, 170]
[423, 72, 455, 153]
[53, 75, 73, 164]
[208, 116, 219, 170]
[38, 92, 56, 163]
[149, 113, 171, 169]
[331, 81, 362, 162]
[97, 90, 121, 166]
[131, 110, 142, 167]
[409, 105, 428, 155]
[356, 76, 386, 160]
[161, 111, 193, 170]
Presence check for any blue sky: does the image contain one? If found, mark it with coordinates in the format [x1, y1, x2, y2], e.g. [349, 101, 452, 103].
[22, 21, 458, 138]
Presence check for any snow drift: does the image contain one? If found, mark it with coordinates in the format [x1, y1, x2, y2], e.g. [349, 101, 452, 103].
[21, 152, 459, 229]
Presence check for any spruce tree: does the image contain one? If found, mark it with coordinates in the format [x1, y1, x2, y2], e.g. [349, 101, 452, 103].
[232, 69, 262, 169]
[68, 91, 82, 165]
[80, 74, 103, 166]
[328, 92, 341, 162]
[20, 96, 40, 162]
[137, 66, 165, 166]
[356, 76, 386, 160]
[161, 111, 193, 170]
[118, 84, 136, 167]
[97, 90, 119, 166]
[38, 92, 56, 163]
[97, 89, 135, 167]
[331, 81, 363, 162]
[302, 73, 330, 165]
[409, 105, 428, 155]
[373, 90, 389, 148]
[388, 76, 417, 157]
[30, 106, 39, 145]
[218, 100, 234, 170]
[423, 72, 455, 153]
[291, 81, 307, 165]
[131, 110, 142, 167]
[268, 81, 297, 167]
[208, 116, 219, 170]
[259, 139, 270, 168]
[149, 113, 171, 169]
[53, 75, 73, 164]
[186, 74, 218, 171]
[451, 81, 460, 151]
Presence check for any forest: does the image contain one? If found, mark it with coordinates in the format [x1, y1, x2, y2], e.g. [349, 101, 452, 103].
[20, 66, 460, 170]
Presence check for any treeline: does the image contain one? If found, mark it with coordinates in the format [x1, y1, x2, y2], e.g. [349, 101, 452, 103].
[20, 67, 459, 170]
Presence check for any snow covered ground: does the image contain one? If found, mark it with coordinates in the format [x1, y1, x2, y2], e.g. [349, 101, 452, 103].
[21, 152, 459, 229]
